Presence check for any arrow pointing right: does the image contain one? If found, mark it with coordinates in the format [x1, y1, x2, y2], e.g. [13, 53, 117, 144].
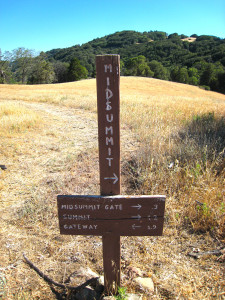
[131, 204, 142, 210]
[104, 173, 118, 184]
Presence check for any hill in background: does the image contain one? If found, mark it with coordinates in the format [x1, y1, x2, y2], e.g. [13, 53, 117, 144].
[45, 30, 225, 94]
[1, 30, 225, 94]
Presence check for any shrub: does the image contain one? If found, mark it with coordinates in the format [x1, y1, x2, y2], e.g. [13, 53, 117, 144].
[123, 112, 225, 236]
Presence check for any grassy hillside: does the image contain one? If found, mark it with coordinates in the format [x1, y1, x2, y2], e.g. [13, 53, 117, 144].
[0, 78, 224, 299]
[45, 30, 225, 94]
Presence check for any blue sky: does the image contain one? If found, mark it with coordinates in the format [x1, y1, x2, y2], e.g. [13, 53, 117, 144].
[0, 0, 224, 53]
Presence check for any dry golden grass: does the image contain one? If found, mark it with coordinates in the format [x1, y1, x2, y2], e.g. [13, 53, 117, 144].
[0, 77, 225, 299]
[119, 78, 225, 241]
[0, 80, 97, 112]
[0, 102, 43, 137]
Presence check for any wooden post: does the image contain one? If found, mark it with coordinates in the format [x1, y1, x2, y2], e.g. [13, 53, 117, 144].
[57, 54, 166, 297]
[96, 55, 121, 294]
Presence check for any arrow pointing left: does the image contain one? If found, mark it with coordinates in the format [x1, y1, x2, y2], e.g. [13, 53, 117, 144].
[132, 224, 142, 230]
[104, 173, 118, 184]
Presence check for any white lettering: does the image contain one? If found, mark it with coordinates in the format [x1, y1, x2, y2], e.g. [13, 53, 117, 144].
[106, 157, 113, 166]
[105, 88, 113, 101]
[148, 225, 157, 230]
[108, 148, 112, 156]
[104, 64, 112, 73]
[105, 204, 122, 210]
[105, 126, 113, 135]
[153, 204, 158, 210]
[61, 204, 100, 210]
[63, 214, 90, 220]
[106, 114, 113, 122]
[106, 102, 112, 111]
[64, 224, 98, 230]
[106, 137, 114, 146]
[61, 204, 74, 209]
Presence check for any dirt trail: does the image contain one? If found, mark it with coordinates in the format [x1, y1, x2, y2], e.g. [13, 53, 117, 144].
[0, 100, 139, 299]
[0, 101, 95, 211]
[18, 100, 98, 151]
[0, 100, 136, 212]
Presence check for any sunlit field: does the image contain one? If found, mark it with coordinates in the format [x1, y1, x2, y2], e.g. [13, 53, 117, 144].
[0, 77, 224, 299]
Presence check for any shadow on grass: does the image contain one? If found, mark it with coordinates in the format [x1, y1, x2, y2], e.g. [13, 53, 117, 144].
[176, 112, 225, 171]
[123, 111, 225, 194]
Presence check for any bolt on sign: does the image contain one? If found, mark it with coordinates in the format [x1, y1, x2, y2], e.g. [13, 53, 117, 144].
[57, 55, 166, 295]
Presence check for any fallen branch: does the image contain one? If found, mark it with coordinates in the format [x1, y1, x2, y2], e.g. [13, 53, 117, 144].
[188, 249, 222, 259]
[23, 253, 99, 291]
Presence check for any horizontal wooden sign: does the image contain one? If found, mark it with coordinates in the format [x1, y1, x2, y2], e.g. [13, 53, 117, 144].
[57, 195, 165, 236]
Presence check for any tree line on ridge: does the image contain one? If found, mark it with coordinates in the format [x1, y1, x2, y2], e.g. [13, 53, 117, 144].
[0, 30, 225, 94]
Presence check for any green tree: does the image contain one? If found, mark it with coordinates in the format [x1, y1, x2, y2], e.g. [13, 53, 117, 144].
[0, 50, 12, 83]
[171, 66, 189, 83]
[148, 31, 167, 40]
[67, 57, 88, 81]
[149, 60, 169, 80]
[200, 63, 216, 87]
[124, 57, 138, 76]
[53, 60, 69, 83]
[120, 60, 125, 76]
[12, 48, 34, 83]
[200, 62, 224, 90]
[168, 33, 180, 39]
[188, 67, 200, 85]
[28, 53, 55, 84]
[217, 72, 225, 93]
[179, 67, 189, 83]
[125, 55, 153, 77]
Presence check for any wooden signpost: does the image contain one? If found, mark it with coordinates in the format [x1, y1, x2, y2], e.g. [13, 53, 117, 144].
[57, 55, 166, 295]
[58, 195, 165, 236]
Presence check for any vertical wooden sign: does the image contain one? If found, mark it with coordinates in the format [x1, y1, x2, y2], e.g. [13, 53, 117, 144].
[96, 55, 120, 196]
[96, 55, 121, 293]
